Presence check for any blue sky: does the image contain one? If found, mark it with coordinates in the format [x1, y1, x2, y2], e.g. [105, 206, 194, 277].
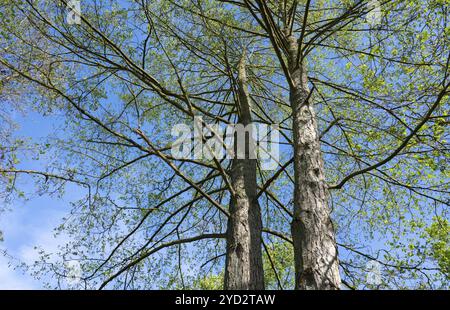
[0, 112, 83, 289]
[0, 111, 378, 289]
[0, 0, 447, 289]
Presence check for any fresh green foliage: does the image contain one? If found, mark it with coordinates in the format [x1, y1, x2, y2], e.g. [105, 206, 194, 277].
[0, 0, 448, 289]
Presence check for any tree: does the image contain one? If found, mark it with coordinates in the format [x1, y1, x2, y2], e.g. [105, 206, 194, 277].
[224, 52, 264, 289]
[0, 0, 448, 290]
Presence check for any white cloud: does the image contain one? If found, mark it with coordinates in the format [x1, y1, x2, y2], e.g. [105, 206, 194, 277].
[0, 255, 38, 289]
[18, 228, 66, 265]
[0, 198, 70, 289]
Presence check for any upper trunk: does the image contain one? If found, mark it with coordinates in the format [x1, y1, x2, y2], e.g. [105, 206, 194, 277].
[285, 33, 341, 290]
[224, 52, 265, 290]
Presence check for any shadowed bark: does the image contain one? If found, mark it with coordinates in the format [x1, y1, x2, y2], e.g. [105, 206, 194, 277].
[224, 52, 265, 290]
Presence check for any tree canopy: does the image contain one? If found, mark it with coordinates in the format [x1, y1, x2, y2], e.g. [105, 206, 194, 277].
[0, 0, 449, 289]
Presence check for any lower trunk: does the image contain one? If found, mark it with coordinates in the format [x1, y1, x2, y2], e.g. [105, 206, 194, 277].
[224, 158, 264, 290]
[224, 52, 264, 290]
[286, 34, 341, 290]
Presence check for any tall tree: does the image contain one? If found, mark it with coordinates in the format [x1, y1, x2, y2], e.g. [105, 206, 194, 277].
[0, 0, 448, 290]
[286, 28, 341, 290]
[225, 52, 264, 289]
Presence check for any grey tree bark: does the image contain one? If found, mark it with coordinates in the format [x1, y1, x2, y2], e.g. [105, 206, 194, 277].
[224, 52, 265, 290]
[285, 33, 341, 290]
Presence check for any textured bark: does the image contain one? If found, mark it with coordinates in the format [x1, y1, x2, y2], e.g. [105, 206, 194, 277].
[286, 33, 341, 290]
[224, 53, 265, 290]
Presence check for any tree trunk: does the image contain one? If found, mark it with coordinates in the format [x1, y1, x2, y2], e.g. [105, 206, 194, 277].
[224, 52, 265, 290]
[286, 34, 341, 290]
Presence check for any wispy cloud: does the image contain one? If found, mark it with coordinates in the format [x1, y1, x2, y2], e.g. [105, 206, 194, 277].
[0, 255, 38, 289]
[0, 195, 71, 289]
